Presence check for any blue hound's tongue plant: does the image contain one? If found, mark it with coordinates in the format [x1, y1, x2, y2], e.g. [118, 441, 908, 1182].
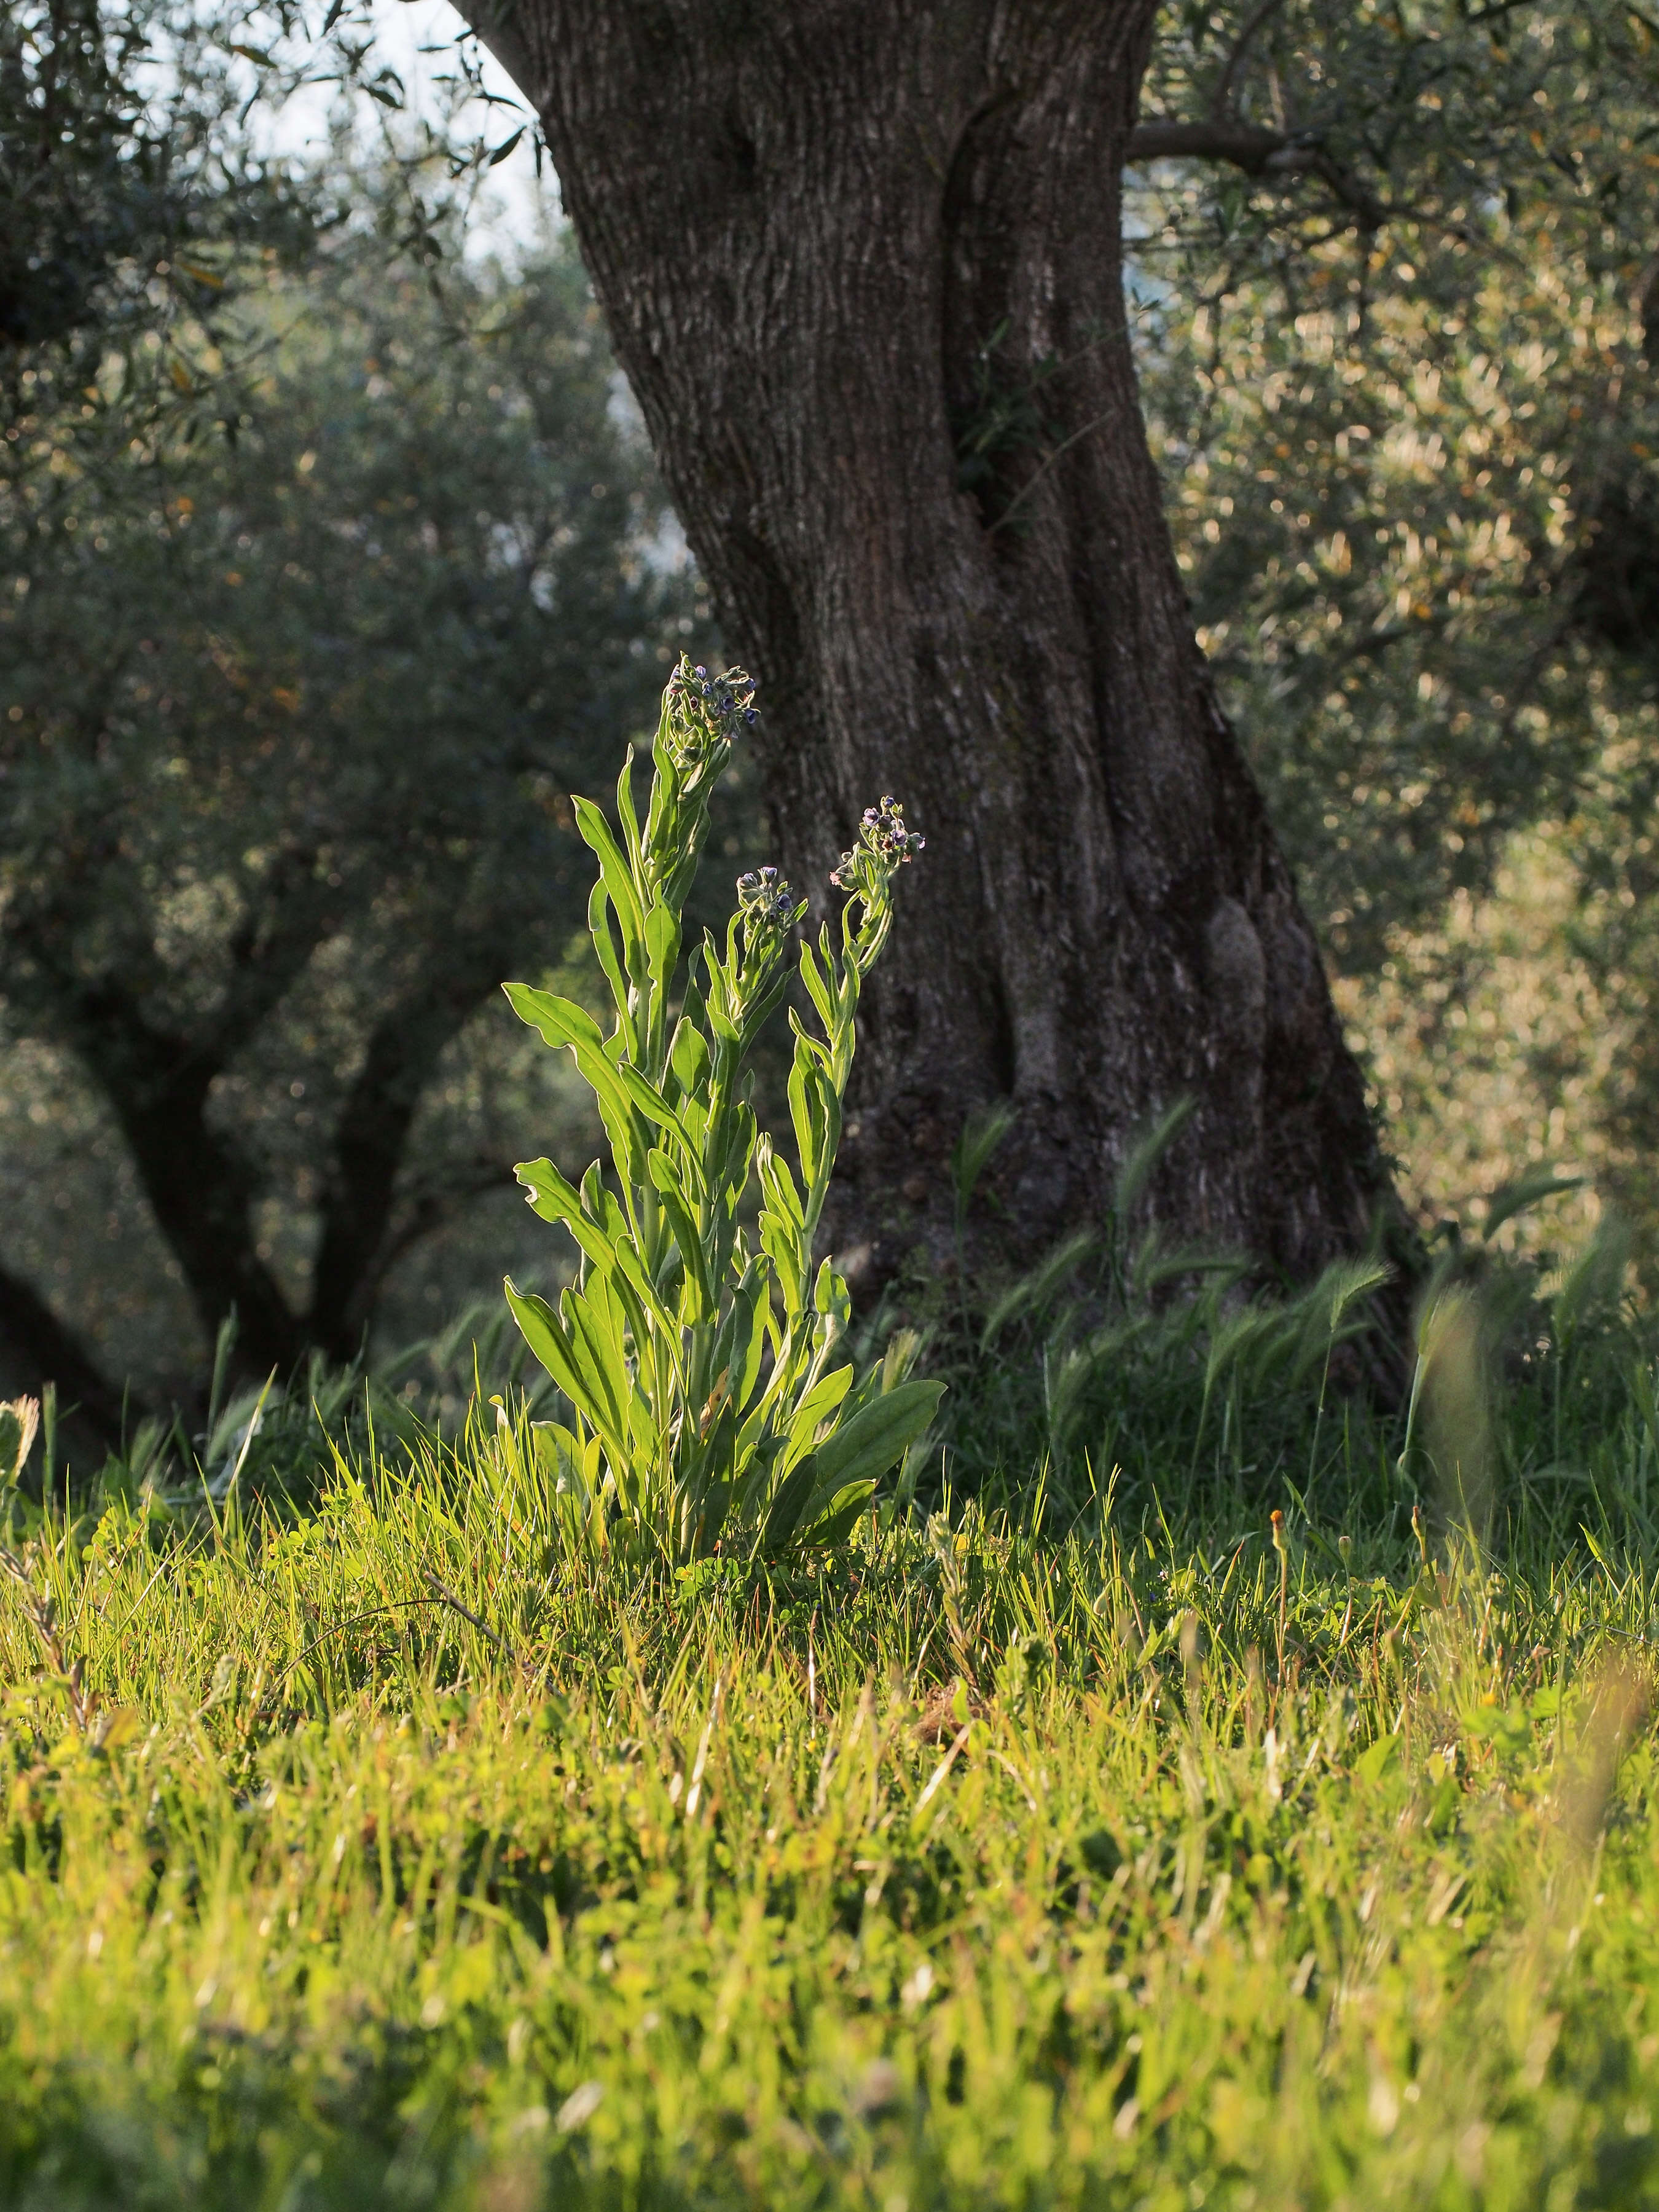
[502, 657, 941, 1567]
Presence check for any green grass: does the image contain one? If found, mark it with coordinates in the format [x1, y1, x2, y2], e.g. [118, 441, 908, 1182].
[6, 1344, 1659, 2211]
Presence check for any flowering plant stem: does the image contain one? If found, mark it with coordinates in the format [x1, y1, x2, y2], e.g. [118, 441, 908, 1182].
[501, 658, 939, 1569]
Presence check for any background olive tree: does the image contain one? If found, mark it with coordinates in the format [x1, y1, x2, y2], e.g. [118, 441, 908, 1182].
[9, 0, 1659, 1430]
[1, 147, 710, 1409]
[434, 0, 1657, 1307]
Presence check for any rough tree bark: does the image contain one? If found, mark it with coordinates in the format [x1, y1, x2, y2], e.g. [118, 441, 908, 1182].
[466, 0, 1401, 1294]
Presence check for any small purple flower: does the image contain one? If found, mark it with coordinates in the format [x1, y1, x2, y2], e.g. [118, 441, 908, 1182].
[662, 655, 758, 769]
[829, 796, 923, 896]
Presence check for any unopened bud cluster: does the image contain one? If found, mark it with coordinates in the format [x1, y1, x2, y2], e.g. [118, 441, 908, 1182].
[830, 795, 925, 893]
[735, 863, 799, 930]
[662, 655, 758, 771]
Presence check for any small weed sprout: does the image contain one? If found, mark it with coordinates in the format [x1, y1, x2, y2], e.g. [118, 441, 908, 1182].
[503, 659, 941, 1567]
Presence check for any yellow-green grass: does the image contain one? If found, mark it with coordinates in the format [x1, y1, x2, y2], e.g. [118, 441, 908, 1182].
[3, 1432, 1659, 2210]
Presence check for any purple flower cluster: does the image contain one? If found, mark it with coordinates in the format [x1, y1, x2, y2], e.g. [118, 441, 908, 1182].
[830, 796, 925, 890]
[695, 663, 759, 731]
[736, 864, 798, 929]
[664, 655, 758, 767]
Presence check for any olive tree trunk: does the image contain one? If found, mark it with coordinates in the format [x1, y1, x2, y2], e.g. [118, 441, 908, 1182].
[466, 0, 1398, 1292]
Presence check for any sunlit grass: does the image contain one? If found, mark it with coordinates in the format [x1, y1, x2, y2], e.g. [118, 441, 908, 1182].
[5, 1394, 1659, 2208]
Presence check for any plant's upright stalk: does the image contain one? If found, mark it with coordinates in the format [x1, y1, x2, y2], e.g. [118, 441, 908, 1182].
[504, 664, 940, 1568]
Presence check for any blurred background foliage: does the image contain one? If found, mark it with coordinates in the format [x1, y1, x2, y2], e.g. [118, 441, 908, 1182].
[2, 206, 688, 1377]
[3, 0, 1659, 1432]
[1134, 0, 1659, 1261]
[0, 0, 737, 1435]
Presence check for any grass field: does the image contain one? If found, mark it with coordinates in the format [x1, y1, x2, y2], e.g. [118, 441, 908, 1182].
[6, 1305, 1659, 2212]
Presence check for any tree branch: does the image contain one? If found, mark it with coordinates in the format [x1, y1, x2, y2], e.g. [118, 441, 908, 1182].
[2, 938, 307, 1378]
[1, 835, 340, 1381]
[1124, 120, 1391, 229]
[215, 845, 337, 1064]
[307, 936, 513, 1359]
[1126, 119, 1290, 171]
[350, 1157, 520, 1325]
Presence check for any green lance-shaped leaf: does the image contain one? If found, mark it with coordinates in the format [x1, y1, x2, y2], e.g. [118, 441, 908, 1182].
[599, 1221, 683, 1365]
[757, 1379, 938, 1557]
[572, 795, 648, 975]
[813, 1255, 851, 1326]
[504, 986, 644, 1169]
[797, 1480, 880, 1550]
[787, 1032, 833, 1191]
[694, 1478, 734, 1554]
[798, 933, 837, 1033]
[668, 1012, 711, 1105]
[515, 1155, 681, 1381]
[587, 879, 637, 1056]
[647, 1147, 715, 1319]
[710, 1260, 769, 1418]
[708, 1095, 757, 1212]
[614, 744, 646, 876]
[645, 895, 680, 994]
[755, 1137, 807, 1312]
[505, 982, 606, 1057]
[811, 1378, 946, 1494]
[504, 1279, 626, 1467]
[755, 1136, 804, 1229]
[516, 1156, 621, 1271]
[531, 1419, 601, 1502]
[756, 1453, 821, 1555]
[779, 1362, 856, 1476]
[567, 1290, 631, 1451]
[590, 1091, 648, 1200]
[614, 1062, 702, 1192]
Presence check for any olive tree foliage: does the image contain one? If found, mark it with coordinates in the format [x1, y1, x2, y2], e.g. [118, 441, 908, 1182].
[1129, 0, 1659, 971]
[1, 0, 311, 1417]
[9, 0, 1658, 1414]
[0, 0, 330, 425]
[0, 181, 694, 1402]
[1111, 1, 1659, 1245]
